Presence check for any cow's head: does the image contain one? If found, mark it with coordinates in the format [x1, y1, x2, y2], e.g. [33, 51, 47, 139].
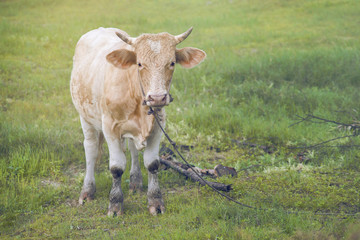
[106, 27, 206, 108]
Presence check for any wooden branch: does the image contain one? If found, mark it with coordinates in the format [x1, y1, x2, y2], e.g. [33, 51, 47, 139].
[160, 157, 232, 192]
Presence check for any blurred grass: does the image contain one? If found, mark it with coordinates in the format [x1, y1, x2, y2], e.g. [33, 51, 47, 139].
[1, 0, 360, 239]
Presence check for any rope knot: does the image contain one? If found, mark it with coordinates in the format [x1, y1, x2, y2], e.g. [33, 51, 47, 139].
[148, 108, 154, 115]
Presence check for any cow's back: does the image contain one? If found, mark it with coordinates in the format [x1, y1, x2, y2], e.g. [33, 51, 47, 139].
[70, 28, 129, 129]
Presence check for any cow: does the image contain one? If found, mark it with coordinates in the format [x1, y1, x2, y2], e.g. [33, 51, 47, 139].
[70, 27, 206, 216]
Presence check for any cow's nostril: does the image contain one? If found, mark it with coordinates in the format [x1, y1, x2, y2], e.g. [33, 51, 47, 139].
[147, 94, 168, 106]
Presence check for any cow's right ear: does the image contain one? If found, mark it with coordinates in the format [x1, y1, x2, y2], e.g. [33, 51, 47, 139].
[106, 49, 136, 69]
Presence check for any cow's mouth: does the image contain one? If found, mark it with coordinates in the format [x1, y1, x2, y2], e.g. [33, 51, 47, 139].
[146, 102, 168, 108]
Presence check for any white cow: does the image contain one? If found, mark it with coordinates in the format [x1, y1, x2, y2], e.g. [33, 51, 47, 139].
[70, 27, 206, 216]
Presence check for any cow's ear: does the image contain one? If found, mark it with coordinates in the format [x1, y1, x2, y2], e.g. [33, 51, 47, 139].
[176, 47, 206, 69]
[106, 49, 136, 69]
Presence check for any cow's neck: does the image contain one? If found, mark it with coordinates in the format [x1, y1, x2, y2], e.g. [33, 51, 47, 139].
[123, 68, 165, 150]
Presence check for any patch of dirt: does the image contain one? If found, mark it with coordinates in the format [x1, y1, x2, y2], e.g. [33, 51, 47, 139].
[41, 179, 61, 188]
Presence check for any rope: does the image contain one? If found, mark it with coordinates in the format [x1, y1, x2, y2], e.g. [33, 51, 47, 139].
[150, 107, 258, 210]
[151, 109, 360, 217]
[136, 69, 358, 217]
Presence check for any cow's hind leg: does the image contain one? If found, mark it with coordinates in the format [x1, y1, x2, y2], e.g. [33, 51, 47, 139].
[79, 117, 103, 205]
[144, 127, 165, 215]
[129, 139, 143, 193]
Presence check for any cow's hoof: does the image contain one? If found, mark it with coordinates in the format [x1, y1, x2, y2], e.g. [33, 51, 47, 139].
[148, 199, 165, 216]
[78, 183, 96, 205]
[78, 191, 95, 205]
[129, 173, 143, 194]
[129, 184, 142, 194]
[107, 203, 123, 217]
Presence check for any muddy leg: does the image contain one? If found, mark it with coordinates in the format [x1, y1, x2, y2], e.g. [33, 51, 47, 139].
[79, 117, 103, 205]
[144, 122, 165, 215]
[147, 164, 165, 215]
[102, 116, 126, 216]
[108, 167, 124, 216]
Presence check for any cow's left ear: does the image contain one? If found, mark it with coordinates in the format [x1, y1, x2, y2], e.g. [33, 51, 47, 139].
[176, 47, 206, 69]
[106, 49, 136, 69]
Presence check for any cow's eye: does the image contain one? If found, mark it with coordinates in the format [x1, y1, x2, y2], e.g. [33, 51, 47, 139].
[170, 62, 175, 67]
[138, 63, 142, 67]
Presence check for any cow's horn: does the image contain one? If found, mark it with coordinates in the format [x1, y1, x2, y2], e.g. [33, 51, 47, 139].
[175, 27, 193, 45]
[116, 32, 136, 45]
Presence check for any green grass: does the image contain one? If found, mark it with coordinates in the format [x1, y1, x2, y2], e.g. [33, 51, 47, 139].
[1, 0, 360, 239]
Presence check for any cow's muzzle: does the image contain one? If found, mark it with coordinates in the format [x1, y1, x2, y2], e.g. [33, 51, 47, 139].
[145, 93, 170, 107]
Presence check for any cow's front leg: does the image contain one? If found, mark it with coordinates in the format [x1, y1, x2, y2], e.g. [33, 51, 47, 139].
[107, 138, 126, 216]
[108, 162, 124, 216]
[103, 118, 126, 216]
[146, 167, 165, 215]
[144, 125, 164, 215]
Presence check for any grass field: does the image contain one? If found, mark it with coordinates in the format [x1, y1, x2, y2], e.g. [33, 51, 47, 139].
[1, 0, 360, 239]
